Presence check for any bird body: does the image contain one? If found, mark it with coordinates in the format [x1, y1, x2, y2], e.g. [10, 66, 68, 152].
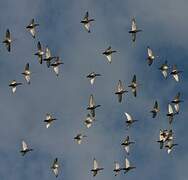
[102, 46, 117, 63]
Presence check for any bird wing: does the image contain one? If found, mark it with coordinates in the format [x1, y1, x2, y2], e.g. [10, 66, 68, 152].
[46, 113, 52, 120]
[115, 162, 120, 170]
[106, 54, 112, 63]
[174, 104, 179, 113]
[124, 112, 132, 121]
[22, 141, 28, 151]
[25, 63, 29, 71]
[117, 80, 123, 92]
[168, 104, 173, 114]
[125, 145, 130, 154]
[6, 29, 10, 39]
[173, 74, 179, 82]
[83, 11, 89, 21]
[37, 41, 42, 50]
[45, 47, 51, 58]
[12, 87, 16, 93]
[131, 18, 137, 31]
[147, 47, 153, 57]
[54, 66, 59, 76]
[30, 28, 36, 38]
[93, 159, 98, 170]
[84, 23, 90, 32]
[125, 158, 130, 168]
[90, 78, 95, 85]
[118, 94, 122, 103]
[25, 75, 31, 84]
[89, 95, 95, 107]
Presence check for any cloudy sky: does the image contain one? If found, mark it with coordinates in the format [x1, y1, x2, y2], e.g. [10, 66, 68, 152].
[0, 0, 187, 179]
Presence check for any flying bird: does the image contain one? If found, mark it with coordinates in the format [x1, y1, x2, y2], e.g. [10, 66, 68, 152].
[34, 41, 44, 64]
[3, 29, 12, 52]
[147, 46, 155, 66]
[22, 63, 31, 84]
[150, 101, 160, 118]
[9, 80, 22, 93]
[84, 113, 95, 128]
[159, 61, 169, 79]
[20, 140, 33, 156]
[51, 158, 59, 177]
[87, 72, 101, 85]
[44, 113, 57, 128]
[124, 112, 138, 128]
[166, 104, 176, 124]
[80, 11, 94, 33]
[43, 47, 57, 68]
[165, 140, 178, 154]
[102, 46, 117, 63]
[50, 57, 63, 76]
[129, 18, 142, 42]
[113, 161, 123, 176]
[74, 133, 87, 144]
[123, 158, 136, 174]
[171, 92, 183, 114]
[26, 18, 39, 38]
[170, 65, 182, 82]
[115, 80, 128, 103]
[91, 158, 104, 177]
[128, 75, 138, 97]
[87, 94, 101, 117]
[121, 136, 135, 155]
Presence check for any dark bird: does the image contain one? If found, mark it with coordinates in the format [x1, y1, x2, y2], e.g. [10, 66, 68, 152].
[150, 101, 160, 118]
[121, 136, 135, 155]
[147, 46, 155, 66]
[43, 47, 57, 68]
[124, 112, 138, 128]
[3, 29, 12, 52]
[123, 158, 136, 174]
[44, 113, 57, 128]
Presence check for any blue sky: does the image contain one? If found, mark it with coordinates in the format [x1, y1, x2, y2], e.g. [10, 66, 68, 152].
[0, 0, 187, 179]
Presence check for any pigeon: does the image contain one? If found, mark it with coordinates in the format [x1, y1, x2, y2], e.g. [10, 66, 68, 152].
[34, 41, 44, 64]
[166, 104, 177, 124]
[74, 133, 87, 144]
[43, 47, 57, 68]
[91, 158, 104, 177]
[26, 18, 39, 38]
[129, 18, 142, 42]
[9, 80, 22, 93]
[170, 65, 182, 82]
[147, 46, 155, 66]
[115, 80, 128, 103]
[50, 57, 63, 76]
[165, 140, 178, 154]
[171, 92, 183, 114]
[124, 112, 138, 128]
[51, 158, 59, 177]
[113, 161, 123, 176]
[150, 101, 160, 118]
[128, 75, 138, 97]
[3, 29, 12, 52]
[87, 94, 101, 117]
[84, 113, 95, 128]
[159, 61, 169, 79]
[121, 136, 135, 155]
[123, 158, 136, 174]
[80, 11, 94, 33]
[44, 113, 57, 128]
[22, 63, 31, 84]
[87, 72, 101, 85]
[20, 140, 33, 156]
[102, 46, 117, 63]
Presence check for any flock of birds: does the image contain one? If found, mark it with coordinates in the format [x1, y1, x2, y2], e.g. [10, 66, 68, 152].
[3, 11, 183, 178]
